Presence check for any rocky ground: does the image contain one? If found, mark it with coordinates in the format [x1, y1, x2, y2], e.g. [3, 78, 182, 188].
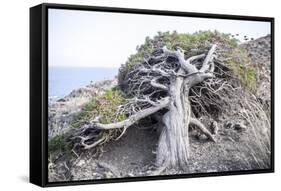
[48, 79, 117, 138]
[48, 35, 272, 182]
[242, 35, 271, 108]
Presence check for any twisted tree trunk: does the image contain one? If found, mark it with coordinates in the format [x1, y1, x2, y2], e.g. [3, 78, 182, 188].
[156, 77, 192, 169]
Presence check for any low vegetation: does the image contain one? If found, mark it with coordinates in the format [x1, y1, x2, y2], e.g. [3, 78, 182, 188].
[48, 89, 126, 156]
[48, 134, 70, 157]
[71, 89, 126, 128]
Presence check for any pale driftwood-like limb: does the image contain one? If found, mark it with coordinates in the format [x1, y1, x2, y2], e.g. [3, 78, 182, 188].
[183, 53, 206, 73]
[186, 53, 206, 63]
[81, 136, 106, 150]
[151, 77, 168, 91]
[162, 46, 198, 74]
[75, 98, 170, 150]
[84, 97, 170, 130]
[200, 44, 217, 72]
[190, 118, 216, 142]
[139, 67, 170, 77]
[185, 72, 214, 87]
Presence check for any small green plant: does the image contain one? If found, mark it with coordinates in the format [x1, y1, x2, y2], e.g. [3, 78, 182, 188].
[48, 134, 71, 157]
[71, 89, 126, 129]
[224, 47, 257, 91]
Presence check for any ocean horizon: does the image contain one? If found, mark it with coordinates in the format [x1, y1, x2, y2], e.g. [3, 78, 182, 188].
[48, 66, 119, 100]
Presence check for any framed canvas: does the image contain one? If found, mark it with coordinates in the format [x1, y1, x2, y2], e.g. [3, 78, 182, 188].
[30, 3, 274, 187]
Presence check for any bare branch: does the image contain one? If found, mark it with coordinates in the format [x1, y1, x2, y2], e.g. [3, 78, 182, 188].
[185, 72, 214, 87]
[190, 118, 216, 142]
[200, 44, 217, 72]
[151, 77, 168, 91]
[139, 66, 170, 77]
[84, 97, 170, 130]
[82, 137, 106, 150]
[162, 46, 198, 74]
[186, 53, 206, 64]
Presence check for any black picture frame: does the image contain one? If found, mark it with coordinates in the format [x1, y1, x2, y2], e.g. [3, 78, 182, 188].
[30, 3, 275, 187]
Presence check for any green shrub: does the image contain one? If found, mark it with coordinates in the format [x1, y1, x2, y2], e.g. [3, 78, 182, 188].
[48, 134, 70, 157]
[71, 89, 126, 128]
[225, 47, 257, 91]
[118, 30, 256, 92]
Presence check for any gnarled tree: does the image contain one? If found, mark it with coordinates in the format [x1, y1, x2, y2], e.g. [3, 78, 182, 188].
[73, 43, 222, 169]
[71, 31, 268, 171]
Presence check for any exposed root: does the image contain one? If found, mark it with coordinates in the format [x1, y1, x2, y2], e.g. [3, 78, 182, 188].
[150, 165, 167, 176]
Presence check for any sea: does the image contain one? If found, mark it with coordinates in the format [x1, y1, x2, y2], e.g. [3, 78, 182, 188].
[48, 66, 118, 101]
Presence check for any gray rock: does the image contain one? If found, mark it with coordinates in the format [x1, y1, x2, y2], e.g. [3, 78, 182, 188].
[224, 121, 233, 129]
[211, 121, 219, 134]
[57, 98, 66, 102]
[233, 123, 247, 131]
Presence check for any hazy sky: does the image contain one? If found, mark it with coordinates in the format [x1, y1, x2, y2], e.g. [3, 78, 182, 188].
[48, 9, 270, 68]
